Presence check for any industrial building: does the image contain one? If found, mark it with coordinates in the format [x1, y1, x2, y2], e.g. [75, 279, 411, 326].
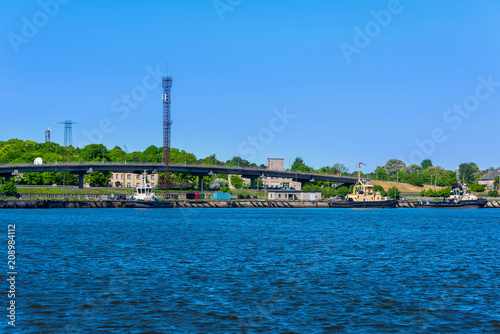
[267, 190, 322, 201]
[109, 172, 158, 188]
[262, 158, 302, 190]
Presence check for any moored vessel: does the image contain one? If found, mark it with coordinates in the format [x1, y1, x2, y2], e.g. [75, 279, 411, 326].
[416, 168, 487, 208]
[329, 163, 398, 208]
[125, 171, 173, 208]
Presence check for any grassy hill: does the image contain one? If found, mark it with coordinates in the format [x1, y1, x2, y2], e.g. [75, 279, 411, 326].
[370, 180, 444, 193]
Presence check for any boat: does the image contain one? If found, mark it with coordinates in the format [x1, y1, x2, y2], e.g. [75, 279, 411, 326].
[416, 171, 487, 208]
[125, 171, 173, 208]
[329, 163, 398, 208]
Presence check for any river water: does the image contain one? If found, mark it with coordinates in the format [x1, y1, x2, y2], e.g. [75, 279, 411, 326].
[2, 208, 500, 333]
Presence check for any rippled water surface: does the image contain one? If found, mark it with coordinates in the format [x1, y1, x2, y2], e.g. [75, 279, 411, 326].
[3, 208, 500, 333]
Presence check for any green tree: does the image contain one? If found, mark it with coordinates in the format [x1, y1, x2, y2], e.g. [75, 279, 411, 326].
[230, 175, 244, 189]
[226, 156, 250, 167]
[373, 185, 385, 192]
[407, 173, 423, 187]
[140, 145, 162, 162]
[494, 176, 499, 189]
[321, 187, 336, 198]
[303, 183, 321, 191]
[410, 164, 423, 173]
[198, 154, 219, 166]
[333, 162, 349, 174]
[421, 159, 433, 170]
[0, 182, 18, 196]
[291, 157, 306, 171]
[80, 144, 108, 162]
[374, 167, 387, 180]
[84, 171, 112, 187]
[336, 186, 349, 196]
[108, 146, 127, 162]
[297, 165, 311, 173]
[458, 162, 481, 185]
[384, 159, 407, 178]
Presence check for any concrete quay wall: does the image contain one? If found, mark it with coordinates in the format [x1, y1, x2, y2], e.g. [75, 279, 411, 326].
[1, 199, 500, 209]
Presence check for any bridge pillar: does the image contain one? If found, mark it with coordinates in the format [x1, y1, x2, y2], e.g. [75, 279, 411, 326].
[198, 175, 204, 192]
[250, 177, 257, 189]
[78, 173, 85, 189]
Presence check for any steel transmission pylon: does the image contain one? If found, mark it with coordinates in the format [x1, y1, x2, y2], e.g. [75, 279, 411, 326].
[162, 74, 172, 197]
[58, 120, 78, 146]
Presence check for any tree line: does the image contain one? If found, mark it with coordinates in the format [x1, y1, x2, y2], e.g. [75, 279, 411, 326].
[0, 139, 496, 191]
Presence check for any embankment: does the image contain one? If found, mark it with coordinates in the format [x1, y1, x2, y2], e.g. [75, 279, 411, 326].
[1, 199, 500, 209]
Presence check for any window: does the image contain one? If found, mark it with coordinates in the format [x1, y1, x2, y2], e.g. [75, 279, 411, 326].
[111, 174, 114, 179]
[127, 183, 131, 187]
[151, 175, 155, 180]
[121, 174, 124, 179]
[136, 175, 140, 180]
[127, 174, 131, 180]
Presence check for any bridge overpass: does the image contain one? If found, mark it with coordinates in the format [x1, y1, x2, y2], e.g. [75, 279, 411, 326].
[0, 163, 358, 189]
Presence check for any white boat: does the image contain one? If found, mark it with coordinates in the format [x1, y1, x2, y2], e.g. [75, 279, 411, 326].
[125, 171, 173, 208]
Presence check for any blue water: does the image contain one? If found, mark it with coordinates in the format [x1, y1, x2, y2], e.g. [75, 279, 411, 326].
[2, 208, 500, 333]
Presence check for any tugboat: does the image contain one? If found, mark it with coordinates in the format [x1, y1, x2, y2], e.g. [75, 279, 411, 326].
[329, 163, 398, 208]
[125, 171, 173, 208]
[416, 169, 487, 208]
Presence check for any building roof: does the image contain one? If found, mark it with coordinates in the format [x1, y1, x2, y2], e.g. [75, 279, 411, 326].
[480, 170, 500, 180]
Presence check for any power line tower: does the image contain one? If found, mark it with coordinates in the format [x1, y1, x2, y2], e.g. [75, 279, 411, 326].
[161, 73, 173, 198]
[58, 120, 77, 146]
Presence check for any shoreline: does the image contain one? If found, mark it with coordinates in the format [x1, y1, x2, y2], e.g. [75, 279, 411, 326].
[1, 199, 500, 209]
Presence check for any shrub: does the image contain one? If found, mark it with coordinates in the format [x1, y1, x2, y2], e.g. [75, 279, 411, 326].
[470, 183, 485, 192]
[437, 187, 451, 197]
[425, 189, 436, 197]
[322, 187, 336, 198]
[230, 175, 244, 189]
[0, 182, 18, 197]
[488, 190, 499, 197]
[387, 187, 400, 199]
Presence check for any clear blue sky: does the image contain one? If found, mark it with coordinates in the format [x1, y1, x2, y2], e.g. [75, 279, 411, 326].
[1, 0, 499, 171]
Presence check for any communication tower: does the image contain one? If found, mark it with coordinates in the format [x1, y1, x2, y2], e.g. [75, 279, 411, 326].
[45, 127, 51, 142]
[161, 72, 173, 197]
[58, 120, 78, 146]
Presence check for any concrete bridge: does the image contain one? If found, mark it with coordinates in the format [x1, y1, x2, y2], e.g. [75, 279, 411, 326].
[0, 162, 358, 189]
